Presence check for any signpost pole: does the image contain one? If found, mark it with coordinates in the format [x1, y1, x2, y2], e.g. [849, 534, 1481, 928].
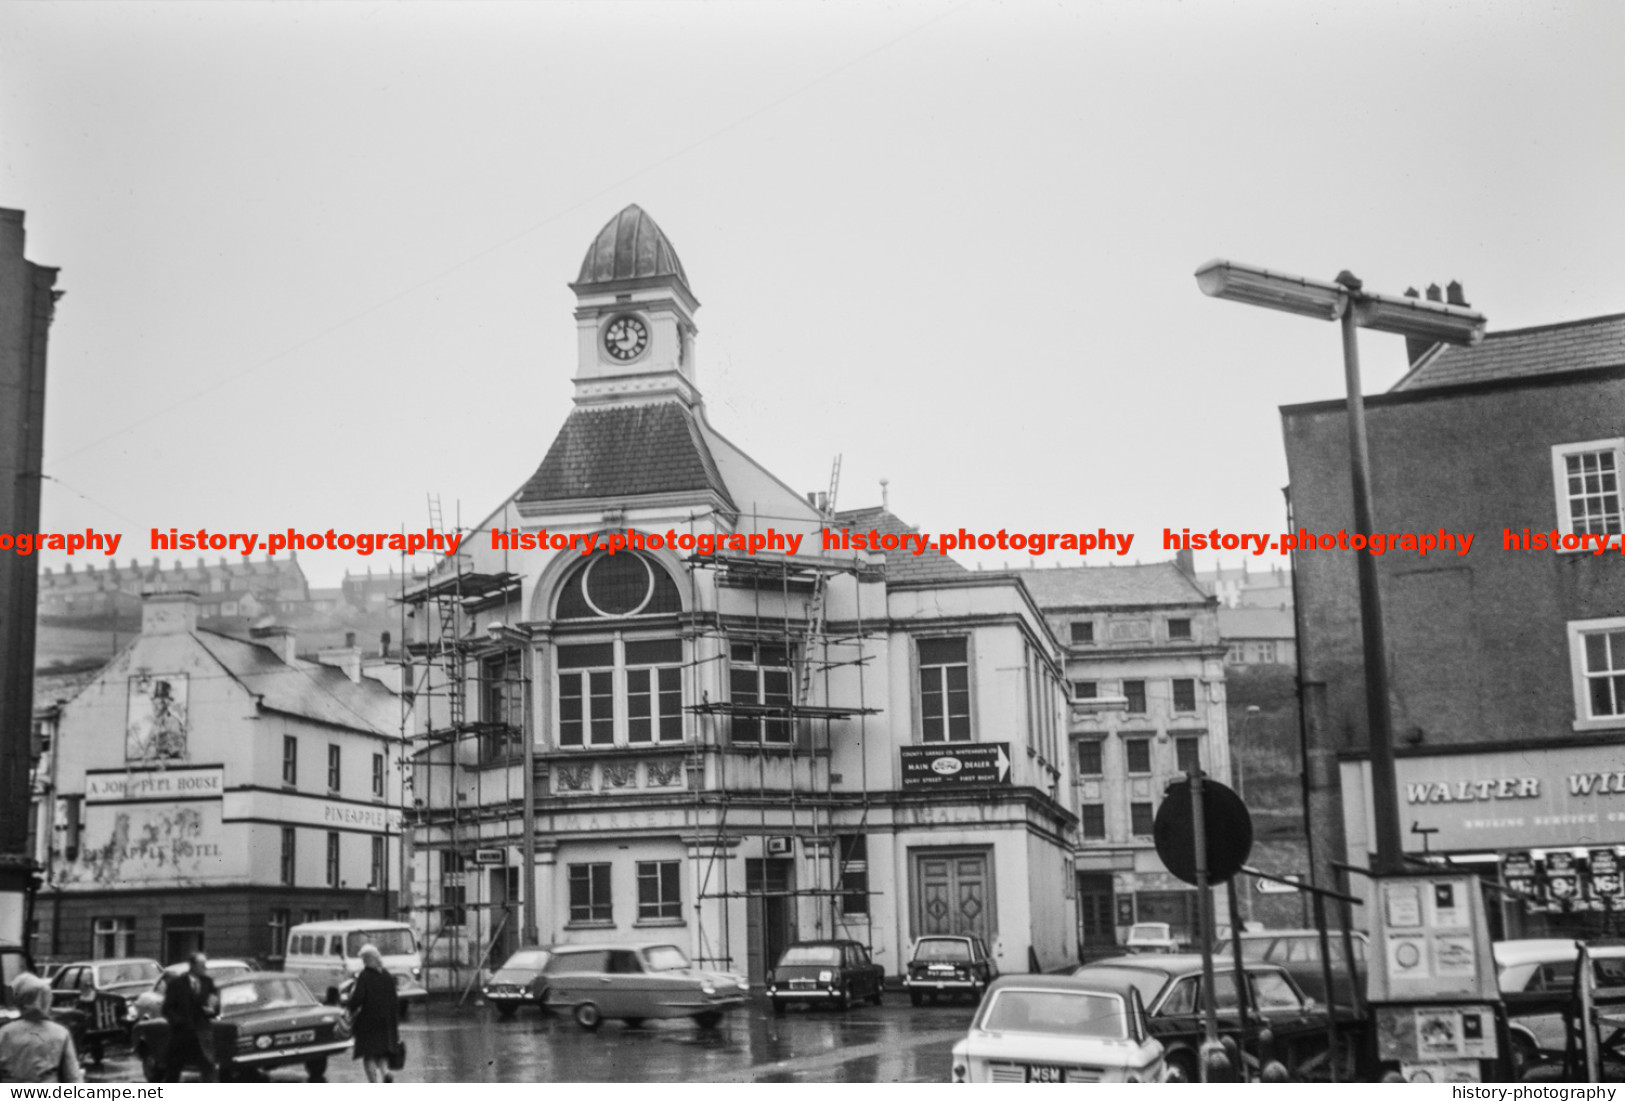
[1191, 769, 1219, 1079]
[1226, 881, 1253, 1082]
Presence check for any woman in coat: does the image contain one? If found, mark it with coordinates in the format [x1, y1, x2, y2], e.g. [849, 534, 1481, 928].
[346, 944, 400, 1083]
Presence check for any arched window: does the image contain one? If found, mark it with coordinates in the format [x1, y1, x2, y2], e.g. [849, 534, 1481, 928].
[555, 552, 682, 620]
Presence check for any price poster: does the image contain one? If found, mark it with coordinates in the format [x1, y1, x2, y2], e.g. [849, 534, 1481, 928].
[1503, 851, 1538, 903]
[1590, 849, 1624, 903]
[1547, 850, 1580, 903]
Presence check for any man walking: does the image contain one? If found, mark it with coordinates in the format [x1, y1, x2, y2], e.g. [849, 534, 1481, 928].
[0, 973, 82, 1083]
[160, 952, 219, 1082]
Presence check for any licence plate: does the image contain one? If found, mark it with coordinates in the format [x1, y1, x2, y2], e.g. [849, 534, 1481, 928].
[1025, 1066, 1064, 1082]
[927, 964, 955, 972]
[279, 1030, 316, 1045]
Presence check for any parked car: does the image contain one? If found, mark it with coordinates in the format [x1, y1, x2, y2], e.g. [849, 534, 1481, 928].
[125, 958, 256, 1032]
[540, 943, 747, 1031]
[950, 974, 1166, 1083]
[1125, 923, 1180, 954]
[902, 935, 997, 1005]
[131, 972, 350, 1082]
[1494, 939, 1625, 1072]
[283, 919, 427, 1018]
[1232, 929, 1369, 1008]
[766, 940, 885, 1013]
[49, 958, 164, 1064]
[1074, 954, 1353, 1082]
[484, 946, 553, 1018]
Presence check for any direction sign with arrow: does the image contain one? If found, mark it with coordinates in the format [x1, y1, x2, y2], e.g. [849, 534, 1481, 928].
[900, 743, 1013, 788]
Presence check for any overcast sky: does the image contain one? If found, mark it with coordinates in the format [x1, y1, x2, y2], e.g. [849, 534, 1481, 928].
[3, 1, 1622, 588]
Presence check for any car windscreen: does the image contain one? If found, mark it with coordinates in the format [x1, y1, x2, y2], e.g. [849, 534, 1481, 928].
[543, 951, 609, 975]
[913, 940, 972, 962]
[347, 929, 417, 957]
[99, 961, 162, 986]
[779, 946, 842, 966]
[1071, 966, 1168, 1007]
[643, 946, 691, 972]
[980, 990, 1128, 1039]
[219, 979, 317, 1015]
[498, 950, 551, 974]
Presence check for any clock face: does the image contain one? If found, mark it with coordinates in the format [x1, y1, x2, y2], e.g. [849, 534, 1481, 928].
[603, 315, 649, 361]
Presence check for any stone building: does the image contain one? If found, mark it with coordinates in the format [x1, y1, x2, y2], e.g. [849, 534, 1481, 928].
[403, 205, 1078, 988]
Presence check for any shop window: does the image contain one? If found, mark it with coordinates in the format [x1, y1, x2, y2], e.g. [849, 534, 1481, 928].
[636, 861, 681, 921]
[268, 909, 289, 960]
[918, 637, 971, 742]
[370, 837, 385, 889]
[837, 835, 869, 916]
[93, 917, 135, 960]
[569, 863, 612, 924]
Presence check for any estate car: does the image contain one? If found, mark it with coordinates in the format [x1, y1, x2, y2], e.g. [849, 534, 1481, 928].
[132, 972, 350, 1082]
[766, 940, 885, 1013]
[49, 958, 164, 1063]
[541, 943, 748, 1031]
[950, 974, 1166, 1083]
[903, 935, 997, 1005]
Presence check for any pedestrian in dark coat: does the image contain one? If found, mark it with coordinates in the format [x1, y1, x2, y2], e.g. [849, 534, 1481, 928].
[346, 944, 399, 1083]
[160, 953, 218, 1082]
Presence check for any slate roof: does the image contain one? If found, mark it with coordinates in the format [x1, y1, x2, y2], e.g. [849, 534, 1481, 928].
[1392, 312, 1625, 392]
[517, 402, 736, 508]
[1007, 562, 1209, 609]
[575, 205, 690, 290]
[195, 629, 397, 735]
[833, 507, 971, 584]
[1217, 606, 1296, 640]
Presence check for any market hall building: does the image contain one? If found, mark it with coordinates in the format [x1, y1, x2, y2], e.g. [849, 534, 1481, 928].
[1283, 308, 1625, 938]
[403, 205, 1079, 989]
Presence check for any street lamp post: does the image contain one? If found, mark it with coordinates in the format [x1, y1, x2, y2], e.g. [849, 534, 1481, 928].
[1194, 261, 1485, 875]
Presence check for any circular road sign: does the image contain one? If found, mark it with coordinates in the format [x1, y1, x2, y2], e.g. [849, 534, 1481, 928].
[1153, 777, 1254, 886]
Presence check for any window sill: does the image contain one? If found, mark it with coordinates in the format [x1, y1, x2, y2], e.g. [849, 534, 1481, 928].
[565, 919, 616, 930]
[633, 917, 686, 928]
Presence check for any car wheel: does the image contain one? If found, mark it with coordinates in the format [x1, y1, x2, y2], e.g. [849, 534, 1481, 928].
[909, 991, 922, 1008]
[834, 985, 850, 1011]
[574, 1002, 602, 1031]
[871, 987, 884, 1006]
[89, 1041, 104, 1067]
[140, 1051, 162, 1083]
[695, 1011, 723, 1030]
[1511, 1032, 1539, 1079]
[497, 1005, 516, 1020]
[771, 998, 785, 1016]
[218, 1063, 239, 1084]
[624, 1017, 645, 1029]
[306, 1056, 328, 1081]
[1166, 1049, 1198, 1084]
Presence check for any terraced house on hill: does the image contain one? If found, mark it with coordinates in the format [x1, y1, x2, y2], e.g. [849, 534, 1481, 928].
[403, 206, 1079, 988]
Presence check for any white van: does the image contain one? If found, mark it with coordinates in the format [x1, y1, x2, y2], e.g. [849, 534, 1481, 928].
[284, 919, 428, 1016]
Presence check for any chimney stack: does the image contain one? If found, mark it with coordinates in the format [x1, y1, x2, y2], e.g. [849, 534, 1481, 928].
[1446, 280, 1468, 307]
[316, 641, 363, 683]
[142, 591, 200, 636]
[251, 624, 298, 665]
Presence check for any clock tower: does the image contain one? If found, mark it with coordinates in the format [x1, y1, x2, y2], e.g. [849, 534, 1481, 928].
[569, 204, 700, 408]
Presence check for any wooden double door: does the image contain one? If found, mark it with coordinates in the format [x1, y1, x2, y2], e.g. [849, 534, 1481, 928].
[912, 850, 994, 944]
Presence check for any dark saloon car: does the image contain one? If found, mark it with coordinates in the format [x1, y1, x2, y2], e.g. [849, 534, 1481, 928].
[1233, 929, 1368, 1009]
[903, 935, 997, 1005]
[484, 947, 553, 1018]
[132, 972, 350, 1082]
[1073, 954, 1358, 1082]
[767, 940, 885, 1013]
[49, 958, 164, 1064]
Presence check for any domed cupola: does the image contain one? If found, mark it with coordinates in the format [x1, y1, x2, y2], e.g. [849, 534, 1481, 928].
[568, 205, 701, 408]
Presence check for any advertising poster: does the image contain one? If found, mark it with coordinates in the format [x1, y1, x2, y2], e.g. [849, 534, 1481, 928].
[125, 672, 189, 762]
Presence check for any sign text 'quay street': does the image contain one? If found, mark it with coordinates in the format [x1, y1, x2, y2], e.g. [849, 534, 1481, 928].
[900, 743, 1012, 788]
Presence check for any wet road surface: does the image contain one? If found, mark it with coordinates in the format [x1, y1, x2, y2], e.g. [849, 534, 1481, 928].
[87, 995, 974, 1083]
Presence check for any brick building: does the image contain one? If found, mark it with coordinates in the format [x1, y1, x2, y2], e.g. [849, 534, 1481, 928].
[1282, 311, 1625, 937]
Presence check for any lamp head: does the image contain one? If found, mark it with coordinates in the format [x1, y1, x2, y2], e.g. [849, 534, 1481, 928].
[1195, 260, 1347, 322]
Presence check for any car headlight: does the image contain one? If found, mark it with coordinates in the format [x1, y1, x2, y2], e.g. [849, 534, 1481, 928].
[818, 970, 833, 983]
[701, 984, 717, 995]
[255, 1035, 273, 1050]
[412, 967, 422, 979]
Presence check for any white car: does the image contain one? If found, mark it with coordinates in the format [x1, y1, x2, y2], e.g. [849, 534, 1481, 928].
[1125, 922, 1180, 954]
[950, 974, 1166, 1083]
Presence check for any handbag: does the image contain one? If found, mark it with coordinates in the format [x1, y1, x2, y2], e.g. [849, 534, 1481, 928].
[386, 1039, 407, 1071]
